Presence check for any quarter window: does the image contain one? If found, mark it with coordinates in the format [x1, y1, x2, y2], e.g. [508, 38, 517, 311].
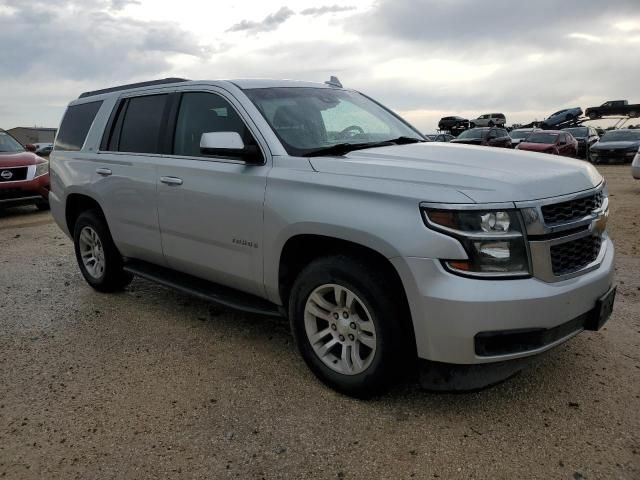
[55, 101, 103, 151]
[173, 92, 256, 158]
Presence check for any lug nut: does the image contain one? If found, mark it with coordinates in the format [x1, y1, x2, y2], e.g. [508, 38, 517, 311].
[349, 322, 356, 329]
[331, 324, 337, 331]
[343, 312, 349, 319]
[339, 335, 345, 341]
[333, 313, 339, 320]
[348, 334, 354, 341]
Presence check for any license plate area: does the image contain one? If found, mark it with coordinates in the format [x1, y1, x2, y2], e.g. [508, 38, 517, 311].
[585, 285, 616, 331]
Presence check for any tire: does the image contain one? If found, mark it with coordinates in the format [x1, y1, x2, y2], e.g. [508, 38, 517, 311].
[488, 121, 494, 127]
[73, 209, 132, 292]
[588, 112, 599, 120]
[288, 255, 411, 398]
[36, 200, 50, 211]
[630, 111, 638, 118]
[470, 122, 476, 128]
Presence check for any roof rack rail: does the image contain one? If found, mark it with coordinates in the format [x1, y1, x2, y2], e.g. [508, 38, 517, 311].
[78, 78, 189, 99]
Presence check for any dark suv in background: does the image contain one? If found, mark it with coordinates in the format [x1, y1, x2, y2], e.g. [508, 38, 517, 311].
[563, 126, 599, 159]
[450, 127, 512, 148]
[437, 116, 468, 130]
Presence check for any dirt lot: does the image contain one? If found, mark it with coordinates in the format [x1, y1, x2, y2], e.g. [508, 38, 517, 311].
[0, 165, 638, 479]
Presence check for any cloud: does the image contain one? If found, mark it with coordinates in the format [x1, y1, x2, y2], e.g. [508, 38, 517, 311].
[348, 0, 640, 50]
[300, 5, 356, 16]
[0, 0, 211, 80]
[227, 6, 295, 34]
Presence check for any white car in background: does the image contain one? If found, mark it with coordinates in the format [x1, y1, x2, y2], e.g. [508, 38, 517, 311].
[470, 113, 506, 127]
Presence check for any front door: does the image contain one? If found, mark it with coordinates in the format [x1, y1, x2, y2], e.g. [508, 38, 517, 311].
[156, 90, 269, 297]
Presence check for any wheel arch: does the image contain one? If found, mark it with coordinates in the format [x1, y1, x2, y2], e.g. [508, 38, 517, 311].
[277, 233, 418, 364]
[65, 193, 106, 234]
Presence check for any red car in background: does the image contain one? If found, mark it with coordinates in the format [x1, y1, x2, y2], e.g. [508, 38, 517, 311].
[0, 129, 50, 210]
[515, 130, 578, 157]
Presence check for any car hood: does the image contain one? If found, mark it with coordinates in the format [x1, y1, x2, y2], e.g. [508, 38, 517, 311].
[0, 151, 43, 167]
[518, 142, 555, 151]
[307, 143, 602, 203]
[591, 141, 640, 151]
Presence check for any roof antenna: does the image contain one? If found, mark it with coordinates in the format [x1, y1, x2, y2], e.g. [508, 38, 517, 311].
[325, 76, 343, 88]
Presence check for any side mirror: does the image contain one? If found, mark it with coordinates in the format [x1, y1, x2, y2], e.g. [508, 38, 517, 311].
[200, 132, 262, 163]
[25, 144, 36, 152]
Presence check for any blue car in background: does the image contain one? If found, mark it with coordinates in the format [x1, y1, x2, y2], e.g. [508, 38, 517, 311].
[541, 107, 583, 128]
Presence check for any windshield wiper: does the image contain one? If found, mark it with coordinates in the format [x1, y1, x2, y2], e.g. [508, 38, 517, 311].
[302, 136, 424, 157]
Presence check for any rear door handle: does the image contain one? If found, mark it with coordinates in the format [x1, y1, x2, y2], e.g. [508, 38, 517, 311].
[96, 168, 112, 176]
[160, 176, 183, 186]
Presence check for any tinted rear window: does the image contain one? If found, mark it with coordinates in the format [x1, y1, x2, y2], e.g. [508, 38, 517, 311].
[55, 101, 102, 151]
[117, 94, 168, 153]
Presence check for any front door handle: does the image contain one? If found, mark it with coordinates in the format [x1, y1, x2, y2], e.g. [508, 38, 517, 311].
[96, 168, 112, 176]
[160, 176, 183, 186]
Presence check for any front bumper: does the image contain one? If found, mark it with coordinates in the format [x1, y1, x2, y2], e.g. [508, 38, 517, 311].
[0, 173, 50, 207]
[391, 237, 615, 365]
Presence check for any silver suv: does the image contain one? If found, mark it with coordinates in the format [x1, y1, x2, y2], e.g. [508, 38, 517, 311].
[50, 78, 616, 397]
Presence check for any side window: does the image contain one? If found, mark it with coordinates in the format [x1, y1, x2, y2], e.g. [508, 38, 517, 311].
[116, 94, 168, 154]
[55, 101, 103, 151]
[173, 92, 255, 157]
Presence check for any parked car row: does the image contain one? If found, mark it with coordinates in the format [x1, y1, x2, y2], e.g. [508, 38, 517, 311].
[438, 99, 639, 138]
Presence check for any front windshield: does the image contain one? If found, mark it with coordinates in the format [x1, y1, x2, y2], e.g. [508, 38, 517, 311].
[564, 127, 588, 137]
[244, 87, 423, 156]
[510, 130, 531, 139]
[0, 132, 25, 153]
[456, 128, 486, 140]
[525, 133, 558, 144]
[601, 130, 640, 142]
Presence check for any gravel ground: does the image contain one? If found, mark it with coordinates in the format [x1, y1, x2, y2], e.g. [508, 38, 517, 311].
[0, 165, 638, 479]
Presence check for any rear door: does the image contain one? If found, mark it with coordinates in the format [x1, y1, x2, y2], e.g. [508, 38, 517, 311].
[156, 89, 270, 297]
[93, 93, 170, 265]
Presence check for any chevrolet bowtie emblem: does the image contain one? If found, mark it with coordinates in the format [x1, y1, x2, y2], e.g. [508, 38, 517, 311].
[593, 210, 608, 234]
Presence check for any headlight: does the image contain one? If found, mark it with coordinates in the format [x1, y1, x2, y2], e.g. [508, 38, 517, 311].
[35, 161, 49, 177]
[421, 206, 530, 278]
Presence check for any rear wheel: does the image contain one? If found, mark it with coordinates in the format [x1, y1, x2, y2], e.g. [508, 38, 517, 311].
[73, 210, 133, 292]
[289, 255, 411, 398]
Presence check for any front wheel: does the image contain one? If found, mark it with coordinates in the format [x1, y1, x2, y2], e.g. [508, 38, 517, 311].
[289, 255, 411, 398]
[588, 112, 599, 120]
[73, 210, 133, 292]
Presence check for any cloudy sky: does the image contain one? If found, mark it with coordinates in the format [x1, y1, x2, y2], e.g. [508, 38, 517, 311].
[1, 0, 639, 132]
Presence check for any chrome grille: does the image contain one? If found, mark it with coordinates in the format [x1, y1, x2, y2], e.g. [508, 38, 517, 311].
[0, 167, 28, 182]
[541, 191, 603, 225]
[550, 235, 602, 276]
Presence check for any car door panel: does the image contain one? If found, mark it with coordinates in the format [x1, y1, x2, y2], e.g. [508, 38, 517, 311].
[156, 89, 269, 298]
[93, 93, 170, 266]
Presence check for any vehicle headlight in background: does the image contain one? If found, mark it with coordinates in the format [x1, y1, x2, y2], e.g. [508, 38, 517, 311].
[35, 161, 49, 177]
[421, 206, 530, 278]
